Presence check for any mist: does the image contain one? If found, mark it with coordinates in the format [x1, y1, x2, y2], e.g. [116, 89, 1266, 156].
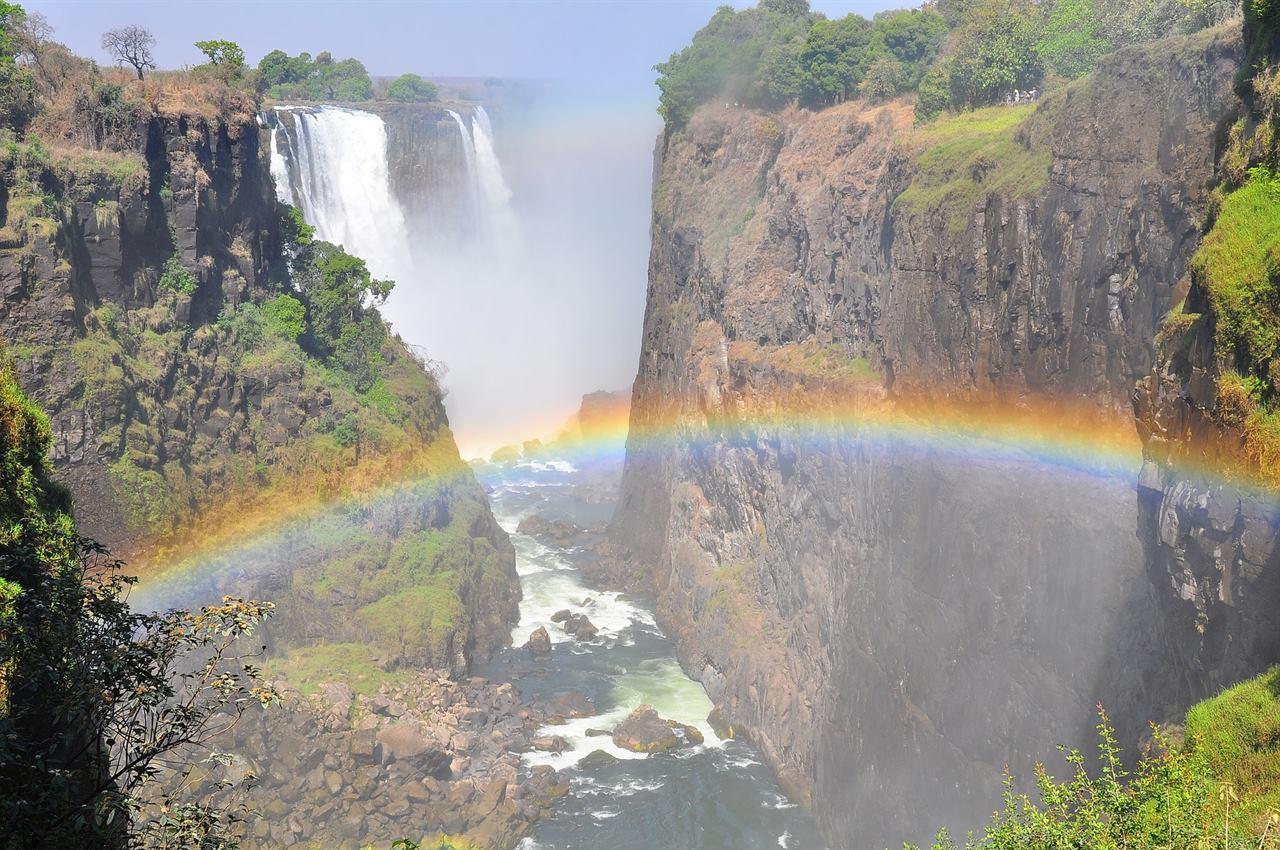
[381, 87, 661, 457]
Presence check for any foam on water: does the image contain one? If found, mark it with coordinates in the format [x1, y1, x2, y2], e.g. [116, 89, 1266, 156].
[486, 454, 826, 849]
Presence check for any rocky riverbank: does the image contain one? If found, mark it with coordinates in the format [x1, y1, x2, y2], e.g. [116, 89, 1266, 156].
[193, 669, 573, 849]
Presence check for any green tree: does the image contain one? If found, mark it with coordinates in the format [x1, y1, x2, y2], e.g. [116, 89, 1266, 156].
[654, 0, 814, 128]
[859, 56, 902, 101]
[1037, 0, 1110, 78]
[386, 72, 438, 102]
[195, 38, 245, 67]
[946, 0, 1044, 108]
[799, 14, 874, 106]
[293, 241, 393, 389]
[915, 57, 954, 120]
[0, 2, 36, 132]
[257, 48, 297, 87]
[872, 8, 948, 89]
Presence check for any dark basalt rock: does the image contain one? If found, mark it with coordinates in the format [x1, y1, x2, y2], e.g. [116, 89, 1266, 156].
[561, 613, 599, 641]
[579, 749, 620, 771]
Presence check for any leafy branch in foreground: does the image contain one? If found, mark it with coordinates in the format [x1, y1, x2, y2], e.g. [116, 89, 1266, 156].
[0, 354, 278, 847]
[0, 539, 278, 846]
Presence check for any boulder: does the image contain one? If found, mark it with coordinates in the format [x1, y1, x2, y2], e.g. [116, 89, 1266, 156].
[579, 749, 620, 771]
[669, 720, 704, 746]
[317, 681, 354, 718]
[610, 705, 679, 753]
[550, 609, 572, 623]
[530, 735, 568, 753]
[523, 626, 552, 657]
[707, 706, 734, 739]
[562, 613, 599, 641]
[545, 690, 596, 719]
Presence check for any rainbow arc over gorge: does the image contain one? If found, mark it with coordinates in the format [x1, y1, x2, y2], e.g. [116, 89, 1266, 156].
[129, 393, 1278, 611]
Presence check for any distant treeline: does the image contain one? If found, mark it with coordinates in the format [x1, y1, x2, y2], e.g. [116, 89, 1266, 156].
[258, 48, 439, 103]
[655, 0, 1239, 127]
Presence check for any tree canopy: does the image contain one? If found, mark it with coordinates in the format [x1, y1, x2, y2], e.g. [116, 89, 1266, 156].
[655, 0, 1239, 128]
[386, 72, 439, 103]
[195, 38, 245, 67]
[257, 48, 373, 102]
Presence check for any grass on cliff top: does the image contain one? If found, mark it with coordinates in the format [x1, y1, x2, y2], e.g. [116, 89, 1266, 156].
[895, 103, 1051, 233]
[1193, 167, 1280, 372]
[1186, 666, 1280, 834]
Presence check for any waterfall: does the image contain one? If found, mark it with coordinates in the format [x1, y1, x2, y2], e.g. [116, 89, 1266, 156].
[446, 109, 481, 237]
[470, 106, 518, 244]
[270, 106, 412, 283]
[269, 127, 295, 207]
[269, 100, 532, 453]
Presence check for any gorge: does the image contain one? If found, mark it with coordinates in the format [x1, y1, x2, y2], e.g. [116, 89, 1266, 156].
[2, 2, 1280, 849]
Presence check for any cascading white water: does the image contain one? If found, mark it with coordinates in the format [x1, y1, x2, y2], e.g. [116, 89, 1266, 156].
[269, 101, 542, 453]
[269, 126, 295, 208]
[446, 109, 482, 237]
[471, 106, 519, 244]
[272, 106, 412, 283]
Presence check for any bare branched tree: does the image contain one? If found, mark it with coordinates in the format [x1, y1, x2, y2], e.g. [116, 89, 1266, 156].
[101, 24, 156, 80]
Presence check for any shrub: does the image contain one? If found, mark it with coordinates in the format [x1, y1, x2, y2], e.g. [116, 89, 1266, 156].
[261, 293, 306, 342]
[386, 73, 438, 103]
[157, 254, 197, 295]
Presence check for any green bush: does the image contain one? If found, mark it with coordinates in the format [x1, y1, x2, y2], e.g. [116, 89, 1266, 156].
[1192, 167, 1280, 380]
[911, 679, 1280, 849]
[261, 293, 306, 342]
[386, 73, 438, 103]
[157, 254, 197, 295]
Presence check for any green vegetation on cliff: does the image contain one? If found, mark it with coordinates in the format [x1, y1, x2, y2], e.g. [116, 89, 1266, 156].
[0, 360, 277, 846]
[1169, 26, 1280, 482]
[910, 669, 1280, 849]
[894, 102, 1050, 230]
[656, 0, 1236, 129]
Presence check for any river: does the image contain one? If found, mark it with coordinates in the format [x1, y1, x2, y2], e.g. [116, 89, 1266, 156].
[473, 456, 826, 850]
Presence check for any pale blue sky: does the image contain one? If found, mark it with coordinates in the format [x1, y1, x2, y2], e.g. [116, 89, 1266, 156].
[28, 0, 911, 101]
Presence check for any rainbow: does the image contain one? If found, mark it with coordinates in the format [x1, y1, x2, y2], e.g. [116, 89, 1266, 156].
[129, 392, 1280, 612]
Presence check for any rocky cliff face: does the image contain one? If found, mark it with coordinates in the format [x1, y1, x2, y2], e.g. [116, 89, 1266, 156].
[0, 100, 519, 671]
[615, 26, 1247, 849]
[1133, 226, 1280, 703]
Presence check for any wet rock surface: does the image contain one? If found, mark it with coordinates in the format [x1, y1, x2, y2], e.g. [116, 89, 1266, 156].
[524, 626, 553, 657]
[611, 27, 1243, 850]
[611, 705, 681, 753]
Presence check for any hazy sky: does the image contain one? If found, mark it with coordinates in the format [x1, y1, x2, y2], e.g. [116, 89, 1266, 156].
[28, 0, 910, 99]
[28, 0, 911, 454]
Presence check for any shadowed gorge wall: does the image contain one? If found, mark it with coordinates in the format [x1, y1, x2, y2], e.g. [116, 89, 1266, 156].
[613, 25, 1258, 849]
